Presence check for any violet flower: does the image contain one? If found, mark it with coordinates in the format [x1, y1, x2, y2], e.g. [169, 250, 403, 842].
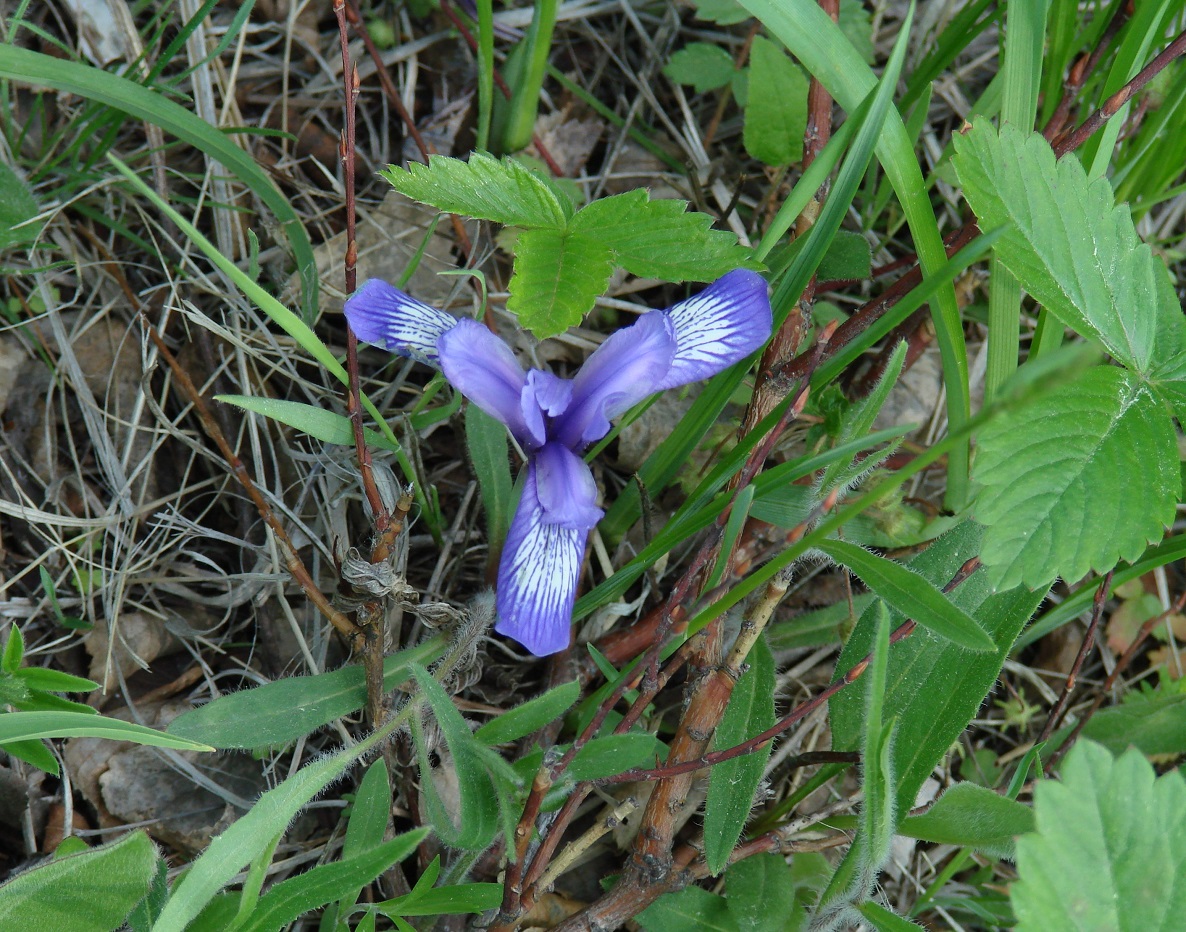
[345, 269, 772, 656]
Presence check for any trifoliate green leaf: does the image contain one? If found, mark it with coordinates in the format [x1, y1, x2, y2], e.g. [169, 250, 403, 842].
[664, 43, 736, 93]
[1012, 741, 1186, 931]
[381, 152, 571, 230]
[506, 227, 615, 338]
[569, 189, 756, 282]
[974, 365, 1177, 590]
[743, 37, 808, 166]
[953, 122, 1165, 374]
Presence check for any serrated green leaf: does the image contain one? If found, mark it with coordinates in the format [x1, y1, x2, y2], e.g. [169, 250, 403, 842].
[381, 152, 570, 229]
[567, 732, 665, 783]
[216, 396, 402, 453]
[704, 636, 776, 874]
[466, 404, 514, 556]
[1081, 690, 1186, 757]
[506, 227, 615, 337]
[819, 539, 995, 652]
[637, 886, 739, 931]
[0, 710, 210, 752]
[898, 782, 1034, 859]
[0, 830, 159, 932]
[830, 522, 1047, 819]
[473, 680, 580, 746]
[167, 637, 446, 749]
[743, 37, 808, 166]
[569, 189, 756, 282]
[953, 122, 1165, 374]
[1012, 741, 1186, 931]
[664, 43, 737, 93]
[410, 665, 499, 850]
[724, 853, 797, 932]
[975, 365, 1177, 590]
[238, 832, 425, 932]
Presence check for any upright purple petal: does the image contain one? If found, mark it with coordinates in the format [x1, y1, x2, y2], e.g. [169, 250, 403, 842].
[520, 370, 573, 448]
[534, 443, 603, 529]
[344, 279, 459, 366]
[556, 311, 676, 449]
[496, 465, 586, 656]
[652, 269, 772, 391]
[437, 319, 535, 446]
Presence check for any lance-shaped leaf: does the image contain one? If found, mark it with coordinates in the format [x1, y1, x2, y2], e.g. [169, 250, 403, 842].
[1012, 741, 1186, 931]
[381, 152, 571, 230]
[974, 365, 1177, 591]
[953, 122, 1164, 374]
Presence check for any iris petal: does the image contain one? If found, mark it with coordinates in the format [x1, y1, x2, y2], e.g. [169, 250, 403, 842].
[557, 311, 676, 448]
[534, 443, 603, 529]
[653, 268, 773, 391]
[344, 279, 459, 366]
[520, 370, 574, 449]
[437, 319, 535, 446]
[495, 465, 586, 656]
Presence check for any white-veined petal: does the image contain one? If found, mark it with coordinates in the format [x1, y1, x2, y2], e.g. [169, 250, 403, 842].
[344, 278, 458, 366]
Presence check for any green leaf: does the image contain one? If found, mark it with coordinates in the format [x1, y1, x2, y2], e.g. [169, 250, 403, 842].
[743, 36, 808, 165]
[819, 539, 995, 652]
[338, 759, 392, 915]
[466, 404, 514, 555]
[953, 122, 1165, 374]
[167, 637, 446, 749]
[0, 710, 211, 752]
[381, 152, 570, 230]
[0, 159, 40, 250]
[692, 0, 750, 25]
[377, 882, 503, 918]
[723, 854, 797, 932]
[216, 396, 402, 453]
[860, 605, 897, 877]
[1081, 690, 1186, 757]
[14, 668, 100, 694]
[1012, 741, 1186, 931]
[974, 365, 1177, 590]
[830, 522, 1047, 819]
[569, 189, 757, 282]
[2, 738, 59, 775]
[858, 900, 925, 931]
[1, 623, 23, 672]
[0, 830, 159, 932]
[899, 782, 1034, 859]
[704, 636, 776, 874]
[0, 46, 318, 318]
[473, 680, 580, 746]
[410, 665, 499, 850]
[637, 886, 739, 931]
[664, 43, 737, 93]
[238, 832, 426, 932]
[567, 732, 665, 783]
[506, 227, 615, 337]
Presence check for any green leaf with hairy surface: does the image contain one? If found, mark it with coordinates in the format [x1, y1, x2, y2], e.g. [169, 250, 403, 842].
[830, 522, 1047, 818]
[473, 680, 580, 746]
[819, 540, 995, 652]
[859, 901, 925, 930]
[743, 36, 808, 165]
[1, 623, 22, 671]
[381, 152, 570, 229]
[723, 854, 798, 932]
[167, 637, 446, 749]
[899, 782, 1034, 859]
[664, 43, 736, 92]
[1012, 741, 1186, 931]
[861, 606, 896, 879]
[0, 830, 159, 931]
[953, 122, 1164, 374]
[567, 732, 666, 783]
[974, 365, 1177, 590]
[506, 227, 615, 337]
[704, 636, 776, 874]
[0, 710, 210, 752]
[216, 396, 402, 453]
[1081, 689, 1186, 757]
[0, 160, 39, 250]
[12, 668, 99, 694]
[378, 882, 503, 918]
[569, 189, 757, 282]
[237, 832, 425, 932]
[0, 46, 318, 317]
[410, 665, 499, 850]
[338, 759, 392, 916]
[466, 404, 514, 556]
[638, 886, 739, 932]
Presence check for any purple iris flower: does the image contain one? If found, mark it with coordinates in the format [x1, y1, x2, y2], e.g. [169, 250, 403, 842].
[345, 269, 772, 656]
